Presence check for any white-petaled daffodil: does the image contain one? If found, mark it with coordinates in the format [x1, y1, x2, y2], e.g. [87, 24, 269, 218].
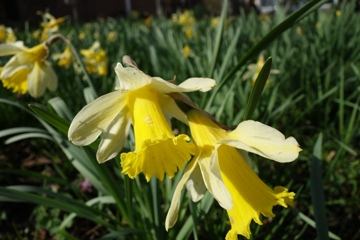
[0, 41, 58, 97]
[166, 109, 301, 239]
[68, 62, 216, 181]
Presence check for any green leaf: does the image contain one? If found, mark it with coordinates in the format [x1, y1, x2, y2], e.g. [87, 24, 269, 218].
[29, 103, 70, 135]
[243, 57, 272, 120]
[310, 133, 329, 240]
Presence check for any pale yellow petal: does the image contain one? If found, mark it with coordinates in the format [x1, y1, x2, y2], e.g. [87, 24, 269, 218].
[68, 91, 127, 145]
[150, 77, 216, 93]
[224, 120, 301, 163]
[185, 163, 207, 202]
[114, 62, 150, 91]
[197, 151, 232, 210]
[97, 110, 131, 163]
[43, 61, 58, 91]
[178, 78, 216, 92]
[0, 41, 26, 56]
[158, 93, 188, 124]
[165, 160, 197, 231]
[27, 62, 47, 98]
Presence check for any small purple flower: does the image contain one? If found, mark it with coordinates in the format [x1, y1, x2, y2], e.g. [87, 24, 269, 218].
[79, 178, 93, 193]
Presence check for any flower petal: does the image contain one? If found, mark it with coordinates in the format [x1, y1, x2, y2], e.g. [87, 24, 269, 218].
[114, 62, 150, 91]
[197, 150, 232, 210]
[178, 78, 216, 92]
[27, 62, 47, 98]
[43, 61, 58, 91]
[185, 163, 207, 202]
[150, 77, 216, 93]
[223, 120, 301, 163]
[1, 55, 29, 79]
[97, 109, 131, 163]
[158, 93, 188, 124]
[68, 91, 127, 146]
[0, 41, 26, 56]
[165, 160, 197, 231]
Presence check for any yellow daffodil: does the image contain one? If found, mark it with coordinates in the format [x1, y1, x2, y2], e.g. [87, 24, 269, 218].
[41, 13, 67, 33]
[80, 41, 108, 75]
[243, 54, 279, 86]
[78, 32, 86, 40]
[211, 17, 219, 28]
[68, 62, 216, 181]
[182, 45, 191, 58]
[144, 15, 153, 26]
[107, 31, 117, 42]
[35, 13, 67, 41]
[0, 25, 16, 43]
[166, 109, 301, 239]
[52, 45, 74, 68]
[336, 10, 341, 17]
[0, 41, 58, 97]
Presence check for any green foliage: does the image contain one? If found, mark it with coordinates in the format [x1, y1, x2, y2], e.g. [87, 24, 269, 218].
[1, 0, 359, 239]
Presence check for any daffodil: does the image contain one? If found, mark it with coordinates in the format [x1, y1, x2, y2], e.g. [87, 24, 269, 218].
[0, 41, 58, 97]
[107, 31, 117, 42]
[243, 54, 279, 86]
[37, 13, 67, 41]
[52, 45, 74, 68]
[166, 109, 301, 239]
[0, 25, 16, 43]
[182, 45, 191, 58]
[68, 62, 216, 181]
[80, 41, 108, 75]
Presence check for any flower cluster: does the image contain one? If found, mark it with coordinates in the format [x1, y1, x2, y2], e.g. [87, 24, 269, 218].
[68, 57, 301, 239]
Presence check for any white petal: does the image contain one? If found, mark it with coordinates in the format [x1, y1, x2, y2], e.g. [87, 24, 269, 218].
[43, 61, 58, 91]
[97, 110, 132, 163]
[198, 152, 232, 210]
[223, 120, 301, 163]
[0, 41, 26, 56]
[68, 91, 127, 146]
[150, 77, 216, 93]
[158, 94, 188, 124]
[186, 164, 207, 202]
[27, 62, 47, 98]
[178, 78, 216, 92]
[114, 62, 150, 91]
[165, 160, 197, 231]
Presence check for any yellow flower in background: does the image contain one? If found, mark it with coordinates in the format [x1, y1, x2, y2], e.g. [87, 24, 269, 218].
[336, 10, 341, 17]
[211, 17, 219, 28]
[80, 41, 108, 75]
[78, 32, 86, 40]
[166, 109, 300, 239]
[172, 10, 195, 26]
[107, 31, 117, 42]
[0, 25, 17, 43]
[296, 26, 303, 36]
[52, 45, 74, 68]
[41, 13, 67, 33]
[144, 15, 153, 26]
[34, 12, 67, 41]
[184, 26, 193, 39]
[182, 45, 191, 58]
[68, 61, 216, 181]
[242, 54, 279, 86]
[0, 41, 58, 97]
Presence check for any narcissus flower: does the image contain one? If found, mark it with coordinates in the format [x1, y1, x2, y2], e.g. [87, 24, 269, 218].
[166, 109, 301, 239]
[243, 54, 279, 86]
[52, 45, 74, 68]
[0, 41, 57, 97]
[182, 45, 191, 59]
[68, 62, 216, 181]
[80, 41, 108, 75]
[0, 25, 16, 43]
